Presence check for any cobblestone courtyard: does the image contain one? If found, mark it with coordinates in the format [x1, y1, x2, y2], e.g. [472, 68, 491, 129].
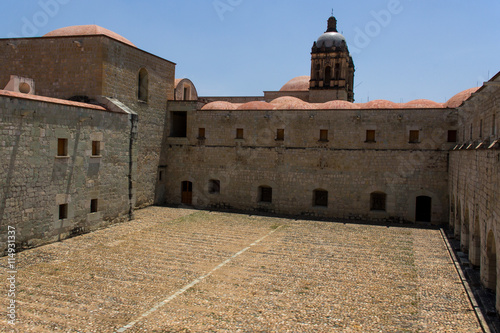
[2, 207, 482, 332]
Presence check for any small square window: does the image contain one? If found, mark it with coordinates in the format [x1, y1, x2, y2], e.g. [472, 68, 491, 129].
[90, 199, 98, 213]
[59, 204, 68, 220]
[236, 128, 244, 139]
[409, 130, 420, 143]
[198, 128, 206, 139]
[57, 138, 68, 157]
[92, 141, 101, 156]
[276, 129, 285, 141]
[314, 190, 328, 207]
[319, 130, 329, 142]
[447, 130, 457, 143]
[365, 130, 376, 143]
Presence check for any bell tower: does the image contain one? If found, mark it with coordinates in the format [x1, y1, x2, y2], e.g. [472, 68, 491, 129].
[309, 15, 355, 103]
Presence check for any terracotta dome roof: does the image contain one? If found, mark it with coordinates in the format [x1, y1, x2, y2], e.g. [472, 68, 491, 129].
[445, 87, 479, 108]
[237, 101, 276, 110]
[358, 100, 400, 109]
[44, 25, 136, 47]
[270, 96, 314, 110]
[321, 100, 360, 109]
[201, 101, 238, 110]
[280, 76, 310, 91]
[403, 99, 444, 109]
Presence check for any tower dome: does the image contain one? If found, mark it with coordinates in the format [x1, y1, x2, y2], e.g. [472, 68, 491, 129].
[315, 16, 347, 49]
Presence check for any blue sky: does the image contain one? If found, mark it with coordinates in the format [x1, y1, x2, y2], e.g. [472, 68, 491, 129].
[1, 0, 499, 103]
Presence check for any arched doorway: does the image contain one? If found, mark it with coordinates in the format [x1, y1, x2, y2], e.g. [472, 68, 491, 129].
[181, 181, 193, 205]
[415, 196, 432, 222]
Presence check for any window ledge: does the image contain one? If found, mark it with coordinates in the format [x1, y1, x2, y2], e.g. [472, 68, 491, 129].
[55, 156, 70, 159]
[408, 141, 420, 144]
[364, 141, 376, 143]
[137, 99, 148, 104]
[90, 155, 102, 158]
[318, 140, 329, 143]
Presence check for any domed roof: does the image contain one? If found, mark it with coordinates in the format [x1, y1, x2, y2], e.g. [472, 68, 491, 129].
[280, 76, 310, 91]
[359, 100, 400, 109]
[44, 25, 136, 47]
[445, 87, 479, 108]
[238, 101, 276, 110]
[270, 96, 314, 110]
[321, 100, 360, 109]
[316, 32, 347, 48]
[403, 99, 444, 109]
[201, 101, 238, 110]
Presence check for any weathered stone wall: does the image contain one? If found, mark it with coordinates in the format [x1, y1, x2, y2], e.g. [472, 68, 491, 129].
[0, 35, 176, 208]
[159, 103, 456, 224]
[100, 38, 175, 207]
[0, 94, 134, 253]
[449, 75, 500, 310]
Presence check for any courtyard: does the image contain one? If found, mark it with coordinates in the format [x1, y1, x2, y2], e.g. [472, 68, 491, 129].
[2, 207, 482, 332]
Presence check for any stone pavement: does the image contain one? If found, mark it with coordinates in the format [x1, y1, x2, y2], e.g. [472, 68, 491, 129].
[1, 207, 483, 332]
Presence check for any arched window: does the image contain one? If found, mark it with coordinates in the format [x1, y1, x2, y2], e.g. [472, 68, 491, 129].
[138, 68, 149, 102]
[324, 66, 332, 87]
[259, 186, 272, 203]
[315, 64, 321, 80]
[334, 63, 341, 80]
[370, 192, 387, 211]
[313, 189, 328, 207]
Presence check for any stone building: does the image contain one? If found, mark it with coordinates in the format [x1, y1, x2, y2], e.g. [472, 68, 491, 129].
[1, 16, 500, 312]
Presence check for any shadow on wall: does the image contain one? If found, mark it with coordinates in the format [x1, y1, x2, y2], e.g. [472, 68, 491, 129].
[0, 118, 22, 240]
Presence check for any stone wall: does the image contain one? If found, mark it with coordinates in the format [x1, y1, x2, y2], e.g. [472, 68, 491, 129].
[449, 73, 500, 310]
[159, 102, 456, 224]
[0, 93, 135, 253]
[0, 35, 176, 207]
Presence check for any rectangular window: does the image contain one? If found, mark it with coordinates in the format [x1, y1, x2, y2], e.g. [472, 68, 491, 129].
[159, 171, 163, 181]
[90, 199, 98, 213]
[319, 130, 329, 142]
[409, 130, 420, 143]
[209, 179, 220, 194]
[447, 130, 457, 143]
[314, 190, 328, 207]
[370, 192, 387, 211]
[276, 129, 285, 141]
[170, 112, 187, 137]
[59, 204, 68, 220]
[57, 138, 68, 157]
[260, 187, 273, 203]
[365, 130, 376, 143]
[236, 128, 244, 139]
[91, 141, 101, 156]
[198, 128, 206, 139]
[493, 114, 496, 136]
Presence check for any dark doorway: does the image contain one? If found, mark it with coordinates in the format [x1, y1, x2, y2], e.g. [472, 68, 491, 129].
[181, 181, 193, 205]
[415, 196, 432, 222]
